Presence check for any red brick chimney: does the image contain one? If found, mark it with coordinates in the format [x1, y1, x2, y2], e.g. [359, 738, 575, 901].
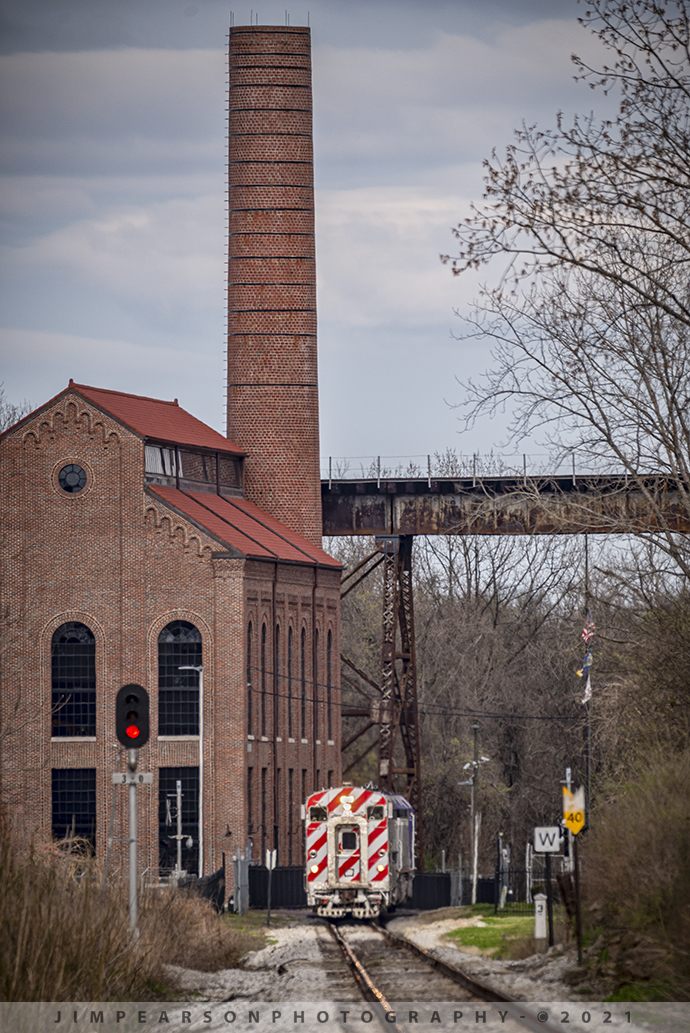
[227, 25, 322, 546]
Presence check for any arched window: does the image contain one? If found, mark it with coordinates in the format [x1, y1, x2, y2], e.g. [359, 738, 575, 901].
[247, 623, 253, 736]
[314, 628, 319, 741]
[261, 623, 267, 737]
[300, 627, 307, 740]
[327, 629, 333, 742]
[274, 624, 280, 738]
[51, 622, 96, 737]
[158, 620, 201, 736]
[287, 627, 293, 740]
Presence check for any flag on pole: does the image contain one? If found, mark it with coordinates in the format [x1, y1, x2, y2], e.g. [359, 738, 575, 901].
[576, 649, 592, 678]
[582, 613, 595, 644]
[578, 610, 595, 703]
[581, 673, 592, 704]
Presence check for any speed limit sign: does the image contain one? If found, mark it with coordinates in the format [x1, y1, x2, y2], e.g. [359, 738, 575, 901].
[563, 786, 585, 834]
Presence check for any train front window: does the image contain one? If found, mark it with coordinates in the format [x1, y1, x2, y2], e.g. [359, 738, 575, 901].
[340, 830, 357, 851]
[309, 806, 327, 822]
[367, 805, 384, 821]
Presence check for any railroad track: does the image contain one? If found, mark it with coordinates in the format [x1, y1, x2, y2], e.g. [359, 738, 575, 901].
[327, 919, 566, 1033]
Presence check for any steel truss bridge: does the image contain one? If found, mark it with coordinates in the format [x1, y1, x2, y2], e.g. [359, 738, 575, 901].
[323, 471, 690, 861]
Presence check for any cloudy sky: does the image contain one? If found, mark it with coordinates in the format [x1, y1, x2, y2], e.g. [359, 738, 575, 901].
[0, 0, 607, 468]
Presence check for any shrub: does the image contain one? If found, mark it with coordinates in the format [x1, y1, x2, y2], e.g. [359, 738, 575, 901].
[0, 822, 257, 1001]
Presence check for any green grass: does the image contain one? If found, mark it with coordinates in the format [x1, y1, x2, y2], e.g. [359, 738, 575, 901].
[443, 905, 535, 959]
[604, 981, 682, 1003]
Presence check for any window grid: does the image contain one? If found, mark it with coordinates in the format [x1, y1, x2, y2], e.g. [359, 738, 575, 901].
[288, 768, 294, 865]
[51, 622, 96, 738]
[300, 628, 306, 739]
[248, 766, 254, 850]
[158, 621, 201, 736]
[287, 627, 293, 740]
[274, 625, 280, 739]
[51, 768, 96, 850]
[327, 629, 333, 742]
[158, 766, 199, 876]
[314, 629, 319, 741]
[261, 767, 267, 856]
[301, 769, 307, 863]
[247, 623, 253, 736]
[261, 624, 267, 737]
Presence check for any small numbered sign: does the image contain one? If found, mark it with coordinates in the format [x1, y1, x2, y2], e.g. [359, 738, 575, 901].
[112, 771, 154, 784]
[563, 786, 585, 835]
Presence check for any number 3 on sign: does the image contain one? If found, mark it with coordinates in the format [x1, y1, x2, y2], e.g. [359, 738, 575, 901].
[563, 786, 585, 834]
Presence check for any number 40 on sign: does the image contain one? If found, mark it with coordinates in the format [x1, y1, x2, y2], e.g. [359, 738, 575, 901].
[563, 786, 585, 835]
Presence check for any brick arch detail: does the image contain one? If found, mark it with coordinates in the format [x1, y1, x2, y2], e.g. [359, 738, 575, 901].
[23, 401, 121, 449]
[144, 503, 215, 560]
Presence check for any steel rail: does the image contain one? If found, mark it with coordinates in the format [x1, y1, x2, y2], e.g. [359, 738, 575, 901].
[328, 918, 569, 1033]
[328, 922, 406, 1033]
[378, 920, 570, 1033]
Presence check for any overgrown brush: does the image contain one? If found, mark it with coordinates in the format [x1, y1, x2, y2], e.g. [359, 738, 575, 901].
[583, 746, 690, 997]
[0, 823, 257, 1001]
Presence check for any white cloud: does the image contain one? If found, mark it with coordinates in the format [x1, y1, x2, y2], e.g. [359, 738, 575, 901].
[313, 21, 608, 169]
[316, 182, 482, 335]
[2, 193, 225, 312]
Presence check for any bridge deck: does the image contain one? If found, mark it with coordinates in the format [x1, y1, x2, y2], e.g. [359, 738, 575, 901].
[322, 474, 690, 536]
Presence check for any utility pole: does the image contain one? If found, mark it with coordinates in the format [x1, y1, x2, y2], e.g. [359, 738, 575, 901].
[128, 748, 139, 930]
[458, 723, 490, 905]
[471, 723, 479, 904]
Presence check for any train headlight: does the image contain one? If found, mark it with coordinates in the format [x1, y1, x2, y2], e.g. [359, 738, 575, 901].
[376, 864, 385, 872]
[310, 864, 319, 874]
[309, 850, 316, 858]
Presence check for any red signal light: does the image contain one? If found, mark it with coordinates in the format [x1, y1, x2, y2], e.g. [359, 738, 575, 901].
[116, 684, 150, 748]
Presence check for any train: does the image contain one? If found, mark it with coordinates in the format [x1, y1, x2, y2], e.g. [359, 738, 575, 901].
[302, 784, 415, 918]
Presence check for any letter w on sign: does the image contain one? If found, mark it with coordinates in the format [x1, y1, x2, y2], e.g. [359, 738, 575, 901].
[533, 826, 561, 852]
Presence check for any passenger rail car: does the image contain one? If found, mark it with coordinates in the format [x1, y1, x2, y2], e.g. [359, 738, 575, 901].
[302, 785, 415, 918]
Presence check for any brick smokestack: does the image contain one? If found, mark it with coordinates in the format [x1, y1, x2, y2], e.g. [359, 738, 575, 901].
[227, 25, 322, 545]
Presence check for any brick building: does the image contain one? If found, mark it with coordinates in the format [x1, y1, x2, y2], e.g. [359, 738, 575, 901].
[0, 381, 340, 874]
[0, 25, 341, 876]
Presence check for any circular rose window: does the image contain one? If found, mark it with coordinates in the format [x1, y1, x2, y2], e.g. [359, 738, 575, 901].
[58, 464, 87, 494]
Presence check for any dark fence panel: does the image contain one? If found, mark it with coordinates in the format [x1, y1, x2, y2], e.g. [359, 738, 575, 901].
[467, 876, 496, 905]
[178, 865, 225, 912]
[411, 872, 451, 910]
[249, 865, 307, 908]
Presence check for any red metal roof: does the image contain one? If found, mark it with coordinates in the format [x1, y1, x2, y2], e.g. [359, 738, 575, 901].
[70, 381, 245, 454]
[148, 485, 341, 569]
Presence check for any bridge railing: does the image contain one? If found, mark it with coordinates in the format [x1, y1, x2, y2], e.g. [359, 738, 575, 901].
[320, 450, 626, 484]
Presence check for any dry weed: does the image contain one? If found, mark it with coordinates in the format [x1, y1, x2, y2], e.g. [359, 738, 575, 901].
[0, 823, 256, 1001]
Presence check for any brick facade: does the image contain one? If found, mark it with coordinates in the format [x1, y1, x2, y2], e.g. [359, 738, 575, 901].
[0, 388, 341, 876]
[227, 26, 322, 546]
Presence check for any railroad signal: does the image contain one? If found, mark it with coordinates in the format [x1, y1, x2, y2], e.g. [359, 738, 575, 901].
[116, 684, 150, 748]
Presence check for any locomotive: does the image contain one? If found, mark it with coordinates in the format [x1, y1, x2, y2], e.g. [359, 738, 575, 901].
[302, 784, 415, 918]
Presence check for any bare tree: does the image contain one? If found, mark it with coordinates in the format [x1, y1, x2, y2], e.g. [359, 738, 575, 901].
[444, 0, 690, 577]
[331, 532, 590, 869]
[0, 385, 32, 433]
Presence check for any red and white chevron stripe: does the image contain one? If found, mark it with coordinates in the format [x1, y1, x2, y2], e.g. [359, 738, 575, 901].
[305, 787, 391, 887]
